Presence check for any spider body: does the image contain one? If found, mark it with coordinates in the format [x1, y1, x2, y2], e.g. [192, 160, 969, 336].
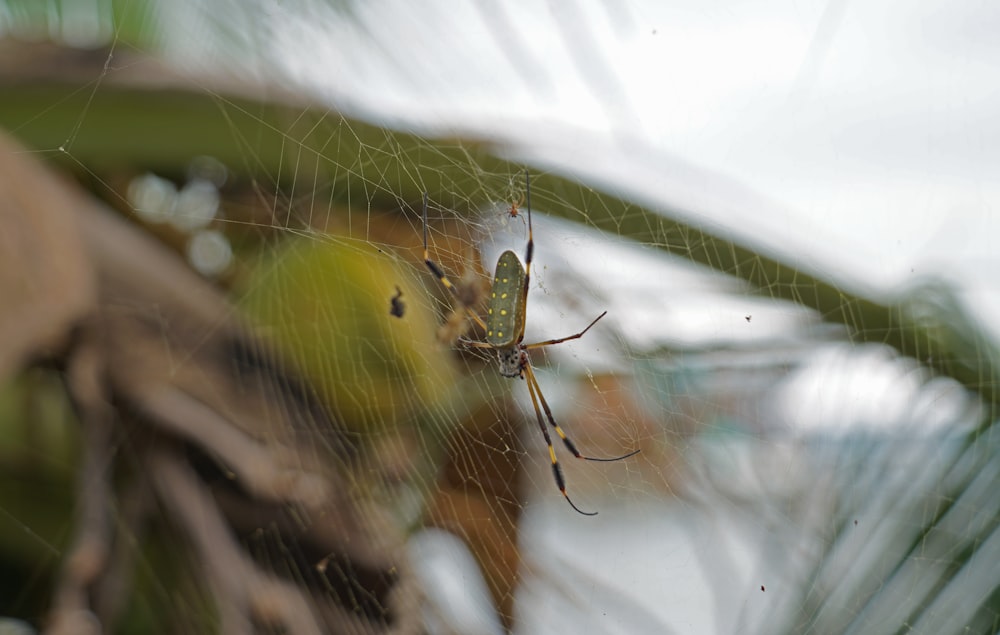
[505, 193, 525, 226]
[485, 250, 528, 349]
[496, 343, 524, 379]
[421, 171, 638, 515]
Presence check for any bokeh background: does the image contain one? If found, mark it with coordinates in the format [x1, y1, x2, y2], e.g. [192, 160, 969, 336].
[1, 1, 998, 633]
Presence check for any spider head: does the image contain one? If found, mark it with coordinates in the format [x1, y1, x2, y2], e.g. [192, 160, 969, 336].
[497, 346, 524, 379]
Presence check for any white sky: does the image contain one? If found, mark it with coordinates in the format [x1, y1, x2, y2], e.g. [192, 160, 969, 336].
[164, 0, 1000, 342]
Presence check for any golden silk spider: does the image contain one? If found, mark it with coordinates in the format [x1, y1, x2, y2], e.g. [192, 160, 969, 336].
[421, 172, 639, 515]
[504, 192, 525, 227]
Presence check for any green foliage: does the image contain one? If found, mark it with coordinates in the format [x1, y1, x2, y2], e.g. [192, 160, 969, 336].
[239, 235, 459, 440]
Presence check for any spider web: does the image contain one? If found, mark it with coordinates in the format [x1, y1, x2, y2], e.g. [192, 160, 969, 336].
[0, 1, 999, 634]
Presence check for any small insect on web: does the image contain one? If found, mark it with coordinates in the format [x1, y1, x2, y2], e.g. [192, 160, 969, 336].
[505, 192, 526, 227]
[389, 285, 405, 318]
[421, 171, 639, 515]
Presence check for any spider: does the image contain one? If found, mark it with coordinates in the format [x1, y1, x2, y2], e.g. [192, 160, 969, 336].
[505, 192, 526, 227]
[421, 171, 639, 515]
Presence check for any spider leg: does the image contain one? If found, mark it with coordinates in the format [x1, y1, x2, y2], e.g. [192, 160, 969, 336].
[421, 192, 488, 331]
[457, 339, 495, 349]
[523, 310, 608, 350]
[513, 172, 604, 351]
[522, 360, 596, 516]
[520, 171, 535, 308]
[523, 361, 640, 463]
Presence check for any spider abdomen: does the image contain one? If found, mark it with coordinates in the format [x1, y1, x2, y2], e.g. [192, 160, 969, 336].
[485, 250, 527, 348]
